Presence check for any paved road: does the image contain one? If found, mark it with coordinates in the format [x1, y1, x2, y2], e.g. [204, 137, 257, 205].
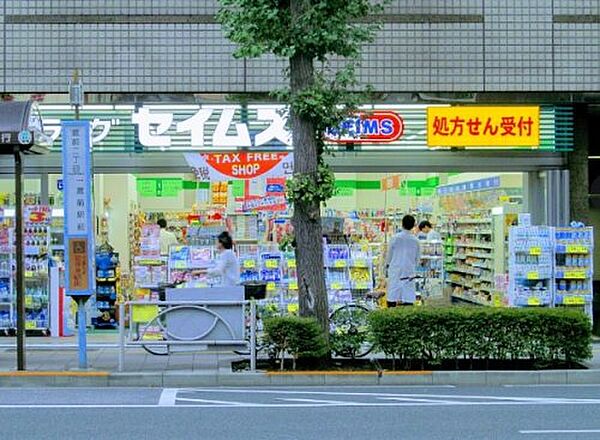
[2, 385, 600, 439]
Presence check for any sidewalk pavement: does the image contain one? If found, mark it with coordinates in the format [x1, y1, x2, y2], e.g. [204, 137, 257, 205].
[1, 334, 600, 387]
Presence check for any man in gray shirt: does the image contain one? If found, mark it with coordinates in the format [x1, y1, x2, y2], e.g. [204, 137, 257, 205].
[386, 215, 421, 307]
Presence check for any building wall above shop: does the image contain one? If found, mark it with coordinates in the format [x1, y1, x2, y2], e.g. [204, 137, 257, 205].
[1, 1, 598, 93]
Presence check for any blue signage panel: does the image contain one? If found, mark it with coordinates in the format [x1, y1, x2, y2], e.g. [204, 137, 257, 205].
[62, 121, 95, 297]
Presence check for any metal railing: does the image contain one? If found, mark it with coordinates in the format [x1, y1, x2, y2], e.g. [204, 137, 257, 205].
[118, 299, 257, 372]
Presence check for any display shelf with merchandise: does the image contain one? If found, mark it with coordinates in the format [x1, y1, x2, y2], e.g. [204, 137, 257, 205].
[238, 243, 261, 283]
[94, 247, 120, 329]
[417, 239, 444, 300]
[325, 244, 351, 291]
[281, 251, 298, 301]
[553, 226, 594, 316]
[348, 244, 374, 294]
[21, 206, 52, 334]
[168, 245, 214, 287]
[442, 205, 519, 306]
[259, 251, 283, 299]
[0, 227, 14, 332]
[508, 226, 554, 308]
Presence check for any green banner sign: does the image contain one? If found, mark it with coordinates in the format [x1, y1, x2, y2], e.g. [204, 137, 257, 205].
[137, 178, 182, 198]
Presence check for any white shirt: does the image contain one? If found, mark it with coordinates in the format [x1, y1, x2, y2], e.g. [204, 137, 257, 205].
[427, 230, 442, 242]
[386, 230, 421, 303]
[208, 249, 240, 287]
[159, 229, 178, 255]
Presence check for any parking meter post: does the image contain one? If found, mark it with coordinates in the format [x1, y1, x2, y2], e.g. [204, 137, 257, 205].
[250, 300, 257, 372]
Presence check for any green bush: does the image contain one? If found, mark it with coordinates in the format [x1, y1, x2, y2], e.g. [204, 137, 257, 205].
[368, 307, 592, 368]
[263, 316, 329, 370]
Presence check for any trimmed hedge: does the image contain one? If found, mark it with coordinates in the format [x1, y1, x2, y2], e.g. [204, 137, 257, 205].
[368, 307, 592, 368]
[263, 316, 328, 370]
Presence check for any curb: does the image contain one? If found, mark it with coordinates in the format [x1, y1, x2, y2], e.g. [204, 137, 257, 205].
[0, 369, 599, 388]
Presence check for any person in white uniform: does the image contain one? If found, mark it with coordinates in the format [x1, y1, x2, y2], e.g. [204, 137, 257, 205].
[418, 220, 441, 242]
[386, 215, 421, 307]
[158, 218, 178, 256]
[207, 231, 240, 287]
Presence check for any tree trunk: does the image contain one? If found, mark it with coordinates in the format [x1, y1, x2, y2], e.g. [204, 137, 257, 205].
[289, 0, 329, 336]
[569, 104, 590, 224]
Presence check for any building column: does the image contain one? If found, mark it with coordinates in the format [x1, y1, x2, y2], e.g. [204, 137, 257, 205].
[569, 104, 590, 224]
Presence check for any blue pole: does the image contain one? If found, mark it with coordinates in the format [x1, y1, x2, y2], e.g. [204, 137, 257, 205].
[77, 298, 87, 369]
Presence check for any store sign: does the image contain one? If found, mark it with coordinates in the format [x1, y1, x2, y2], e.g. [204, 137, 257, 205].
[381, 175, 402, 191]
[137, 178, 182, 198]
[62, 120, 95, 297]
[266, 177, 286, 195]
[325, 111, 404, 144]
[24, 205, 51, 224]
[243, 195, 287, 212]
[437, 176, 501, 195]
[38, 104, 567, 152]
[427, 106, 540, 147]
[132, 105, 291, 148]
[185, 152, 293, 181]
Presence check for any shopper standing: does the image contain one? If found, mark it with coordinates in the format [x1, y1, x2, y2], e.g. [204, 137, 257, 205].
[418, 220, 441, 241]
[207, 231, 240, 287]
[386, 215, 421, 307]
[158, 218, 178, 256]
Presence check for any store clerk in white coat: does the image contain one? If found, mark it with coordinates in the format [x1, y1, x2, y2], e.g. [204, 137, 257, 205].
[207, 231, 240, 287]
[386, 215, 421, 307]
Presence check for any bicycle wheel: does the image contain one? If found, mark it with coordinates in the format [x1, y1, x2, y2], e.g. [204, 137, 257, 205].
[329, 303, 373, 359]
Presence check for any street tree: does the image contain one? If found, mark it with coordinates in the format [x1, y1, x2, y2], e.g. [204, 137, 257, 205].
[218, 0, 384, 335]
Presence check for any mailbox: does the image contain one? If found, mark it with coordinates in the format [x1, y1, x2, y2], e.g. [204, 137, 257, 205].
[0, 101, 51, 154]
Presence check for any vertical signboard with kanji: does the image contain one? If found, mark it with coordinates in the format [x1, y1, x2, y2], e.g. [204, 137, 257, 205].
[62, 121, 95, 297]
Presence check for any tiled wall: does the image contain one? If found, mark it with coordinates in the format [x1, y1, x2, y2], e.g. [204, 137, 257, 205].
[1, 0, 598, 93]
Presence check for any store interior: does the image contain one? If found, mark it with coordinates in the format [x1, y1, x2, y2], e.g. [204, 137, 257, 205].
[0, 169, 594, 334]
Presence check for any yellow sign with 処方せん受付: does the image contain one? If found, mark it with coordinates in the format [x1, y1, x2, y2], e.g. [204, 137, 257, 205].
[427, 106, 540, 148]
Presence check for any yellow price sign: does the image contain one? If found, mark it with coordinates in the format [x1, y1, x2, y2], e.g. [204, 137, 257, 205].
[267, 282, 277, 292]
[142, 333, 164, 341]
[334, 260, 347, 268]
[353, 259, 367, 268]
[492, 294, 504, 307]
[529, 247, 542, 256]
[288, 281, 298, 291]
[566, 245, 589, 254]
[527, 297, 541, 306]
[354, 282, 369, 290]
[331, 282, 343, 290]
[265, 260, 279, 269]
[287, 303, 299, 314]
[132, 305, 159, 323]
[499, 195, 510, 202]
[25, 296, 33, 308]
[526, 271, 539, 280]
[287, 259, 297, 269]
[243, 259, 256, 269]
[565, 270, 586, 280]
[564, 296, 586, 306]
[25, 320, 37, 329]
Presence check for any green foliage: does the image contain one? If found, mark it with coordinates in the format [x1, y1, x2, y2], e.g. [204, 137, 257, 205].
[219, 0, 386, 210]
[286, 162, 336, 207]
[368, 307, 592, 367]
[264, 316, 329, 369]
[329, 305, 371, 358]
[218, 0, 384, 61]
